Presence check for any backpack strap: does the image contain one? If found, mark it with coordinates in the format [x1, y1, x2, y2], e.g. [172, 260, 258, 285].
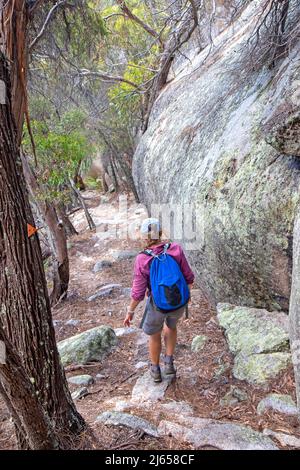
[163, 243, 171, 254]
[142, 249, 154, 257]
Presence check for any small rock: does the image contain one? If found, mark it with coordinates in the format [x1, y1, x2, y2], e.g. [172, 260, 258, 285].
[87, 284, 122, 302]
[115, 327, 138, 337]
[191, 335, 207, 352]
[220, 393, 239, 407]
[95, 373, 106, 380]
[68, 375, 94, 387]
[93, 260, 113, 273]
[231, 387, 248, 402]
[65, 319, 81, 327]
[71, 387, 88, 401]
[111, 250, 138, 261]
[122, 287, 132, 297]
[95, 411, 159, 437]
[135, 361, 148, 370]
[213, 363, 230, 379]
[263, 429, 300, 448]
[220, 386, 248, 407]
[257, 394, 298, 416]
[131, 371, 169, 403]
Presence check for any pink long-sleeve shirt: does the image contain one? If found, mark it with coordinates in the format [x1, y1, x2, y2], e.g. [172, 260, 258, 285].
[131, 242, 195, 301]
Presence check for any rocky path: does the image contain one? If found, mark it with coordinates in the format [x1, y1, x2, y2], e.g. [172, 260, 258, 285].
[0, 191, 299, 450]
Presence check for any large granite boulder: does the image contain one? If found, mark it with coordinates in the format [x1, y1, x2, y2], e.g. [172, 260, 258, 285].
[133, 0, 300, 312]
[58, 326, 117, 366]
[217, 304, 292, 384]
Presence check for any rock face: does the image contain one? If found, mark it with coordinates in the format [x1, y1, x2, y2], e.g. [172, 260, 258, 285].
[217, 304, 291, 384]
[58, 326, 117, 366]
[133, 1, 300, 312]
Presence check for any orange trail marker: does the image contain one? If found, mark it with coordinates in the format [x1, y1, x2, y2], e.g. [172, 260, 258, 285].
[27, 223, 38, 238]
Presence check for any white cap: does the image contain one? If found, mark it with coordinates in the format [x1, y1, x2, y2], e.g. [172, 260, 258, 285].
[140, 218, 161, 234]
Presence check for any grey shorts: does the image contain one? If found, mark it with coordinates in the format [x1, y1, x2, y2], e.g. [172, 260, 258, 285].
[141, 297, 185, 336]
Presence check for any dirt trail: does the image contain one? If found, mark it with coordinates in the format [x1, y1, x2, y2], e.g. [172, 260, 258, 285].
[0, 191, 298, 450]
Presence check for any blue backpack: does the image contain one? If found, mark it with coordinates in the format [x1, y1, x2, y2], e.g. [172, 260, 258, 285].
[144, 243, 190, 313]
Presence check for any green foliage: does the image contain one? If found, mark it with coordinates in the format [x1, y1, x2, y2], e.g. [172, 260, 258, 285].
[23, 108, 95, 203]
[84, 176, 102, 190]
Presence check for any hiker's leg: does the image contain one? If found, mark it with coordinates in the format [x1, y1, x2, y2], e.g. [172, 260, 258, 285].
[163, 325, 177, 357]
[149, 331, 162, 366]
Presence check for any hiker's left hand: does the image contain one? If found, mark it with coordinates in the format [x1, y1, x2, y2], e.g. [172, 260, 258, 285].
[124, 313, 134, 328]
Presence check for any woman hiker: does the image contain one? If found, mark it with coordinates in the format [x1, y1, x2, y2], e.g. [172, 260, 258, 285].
[123, 218, 195, 383]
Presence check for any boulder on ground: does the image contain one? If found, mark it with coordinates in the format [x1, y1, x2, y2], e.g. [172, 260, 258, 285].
[71, 387, 88, 401]
[233, 352, 292, 385]
[95, 411, 159, 437]
[87, 284, 122, 301]
[67, 375, 94, 387]
[257, 394, 298, 416]
[58, 326, 117, 366]
[217, 304, 291, 385]
[93, 260, 113, 273]
[111, 250, 138, 261]
[158, 416, 278, 450]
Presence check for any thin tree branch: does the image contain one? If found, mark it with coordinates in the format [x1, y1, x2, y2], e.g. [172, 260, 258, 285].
[116, 0, 164, 48]
[29, 1, 67, 52]
[78, 68, 139, 89]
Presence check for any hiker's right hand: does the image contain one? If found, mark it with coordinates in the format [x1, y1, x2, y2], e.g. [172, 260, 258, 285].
[124, 313, 134, 328]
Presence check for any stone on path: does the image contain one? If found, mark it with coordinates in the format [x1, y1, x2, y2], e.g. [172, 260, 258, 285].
[131, 371, 169, 403]
[111, 250, 138, 261]
[87, 284, 122, 302]
[65, 319, 81, 327]
[135, 361, 148, 370]
[93, 260, 113, 273]
[191, 335, 207, 352]
[263, 429, 300, 448]
[71, 387, 88, 401]
[159, 401, 193, 416]
[115, 327, 138, 337]
[58, 326, 117, 366]
[67, 375, 94, 387]
[257, 394, 298, 416]
[158, 416, 278, 450]
[95, 411, 159, 437]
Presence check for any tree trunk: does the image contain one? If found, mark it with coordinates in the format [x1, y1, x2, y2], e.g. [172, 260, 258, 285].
[69, 179, 96, 231]
[0, 0, 29, 145]
[57, 203, 78, 237]
[44, 203, 70, 306]
[289, 209, 300, 415]
[0, 52, 85, 449]
[20, 154, 70, 306]
[0, 333, 59, 450]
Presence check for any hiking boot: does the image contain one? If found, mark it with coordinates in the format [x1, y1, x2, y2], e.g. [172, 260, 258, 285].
[164, 358, 176, 377]
[150, 365, 162, 383]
